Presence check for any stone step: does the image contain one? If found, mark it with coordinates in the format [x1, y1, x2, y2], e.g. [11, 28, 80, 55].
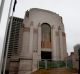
[32, 68, 78, 74]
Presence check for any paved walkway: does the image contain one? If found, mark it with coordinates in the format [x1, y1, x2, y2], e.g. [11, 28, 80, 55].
[32, 68, 78, 74]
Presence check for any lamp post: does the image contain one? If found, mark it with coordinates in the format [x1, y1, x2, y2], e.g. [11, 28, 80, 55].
[0, 0, 17, 74]
[0, 0, 13, 73]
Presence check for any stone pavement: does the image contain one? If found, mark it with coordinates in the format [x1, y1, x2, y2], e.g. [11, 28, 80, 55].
[32, 68, 78, 74]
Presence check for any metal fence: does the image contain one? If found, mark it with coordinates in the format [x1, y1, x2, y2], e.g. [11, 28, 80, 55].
[37, 59, 73, 69]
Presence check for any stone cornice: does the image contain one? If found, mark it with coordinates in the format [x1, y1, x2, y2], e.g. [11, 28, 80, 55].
[30, 8, 60, 17]
[19, 58, 32, 60]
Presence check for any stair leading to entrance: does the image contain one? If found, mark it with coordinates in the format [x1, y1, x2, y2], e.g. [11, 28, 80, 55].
[32, 68, 78, 74]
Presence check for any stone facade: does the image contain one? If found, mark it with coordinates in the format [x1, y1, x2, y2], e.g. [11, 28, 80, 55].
[2, 17, 23, 74]
[4, 8, 67, 74]
[19, 8, 67, 74]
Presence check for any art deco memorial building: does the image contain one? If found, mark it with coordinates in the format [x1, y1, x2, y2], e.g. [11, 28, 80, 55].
[4, 8, 67, 74]
[19, 8, 67, 73]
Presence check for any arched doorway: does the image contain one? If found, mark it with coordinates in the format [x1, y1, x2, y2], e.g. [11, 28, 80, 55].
[41, 23, 52, 59]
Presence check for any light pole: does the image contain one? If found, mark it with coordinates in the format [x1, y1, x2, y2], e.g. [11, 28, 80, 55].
[0, 0, 13, 73]
[0, 0, 17, 74]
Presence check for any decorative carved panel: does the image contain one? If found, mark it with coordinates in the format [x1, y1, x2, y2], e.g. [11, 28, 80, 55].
[25, 10, 29, 17]
[41, 41, 51, 48]
[23, 27, 30, 32]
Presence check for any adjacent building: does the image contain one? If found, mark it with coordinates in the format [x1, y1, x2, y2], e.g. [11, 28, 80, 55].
[74, 44, 80, 69]
[4, 17, 23, 74]
[69, 44, 80, 70]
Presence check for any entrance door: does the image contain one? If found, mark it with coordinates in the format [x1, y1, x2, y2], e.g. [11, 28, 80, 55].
[41, 51, 52, 60]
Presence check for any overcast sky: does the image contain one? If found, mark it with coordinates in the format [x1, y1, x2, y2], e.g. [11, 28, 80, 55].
[0, 0, 80, 58]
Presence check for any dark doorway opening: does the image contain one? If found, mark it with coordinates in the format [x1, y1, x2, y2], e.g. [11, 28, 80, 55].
[41, 51, 52, 60]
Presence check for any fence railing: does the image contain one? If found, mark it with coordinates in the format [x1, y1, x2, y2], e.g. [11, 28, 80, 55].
[37, 59, 73, 69]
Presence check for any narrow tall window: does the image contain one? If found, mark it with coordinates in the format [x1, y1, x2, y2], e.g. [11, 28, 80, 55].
[41, 23, 51, 48]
